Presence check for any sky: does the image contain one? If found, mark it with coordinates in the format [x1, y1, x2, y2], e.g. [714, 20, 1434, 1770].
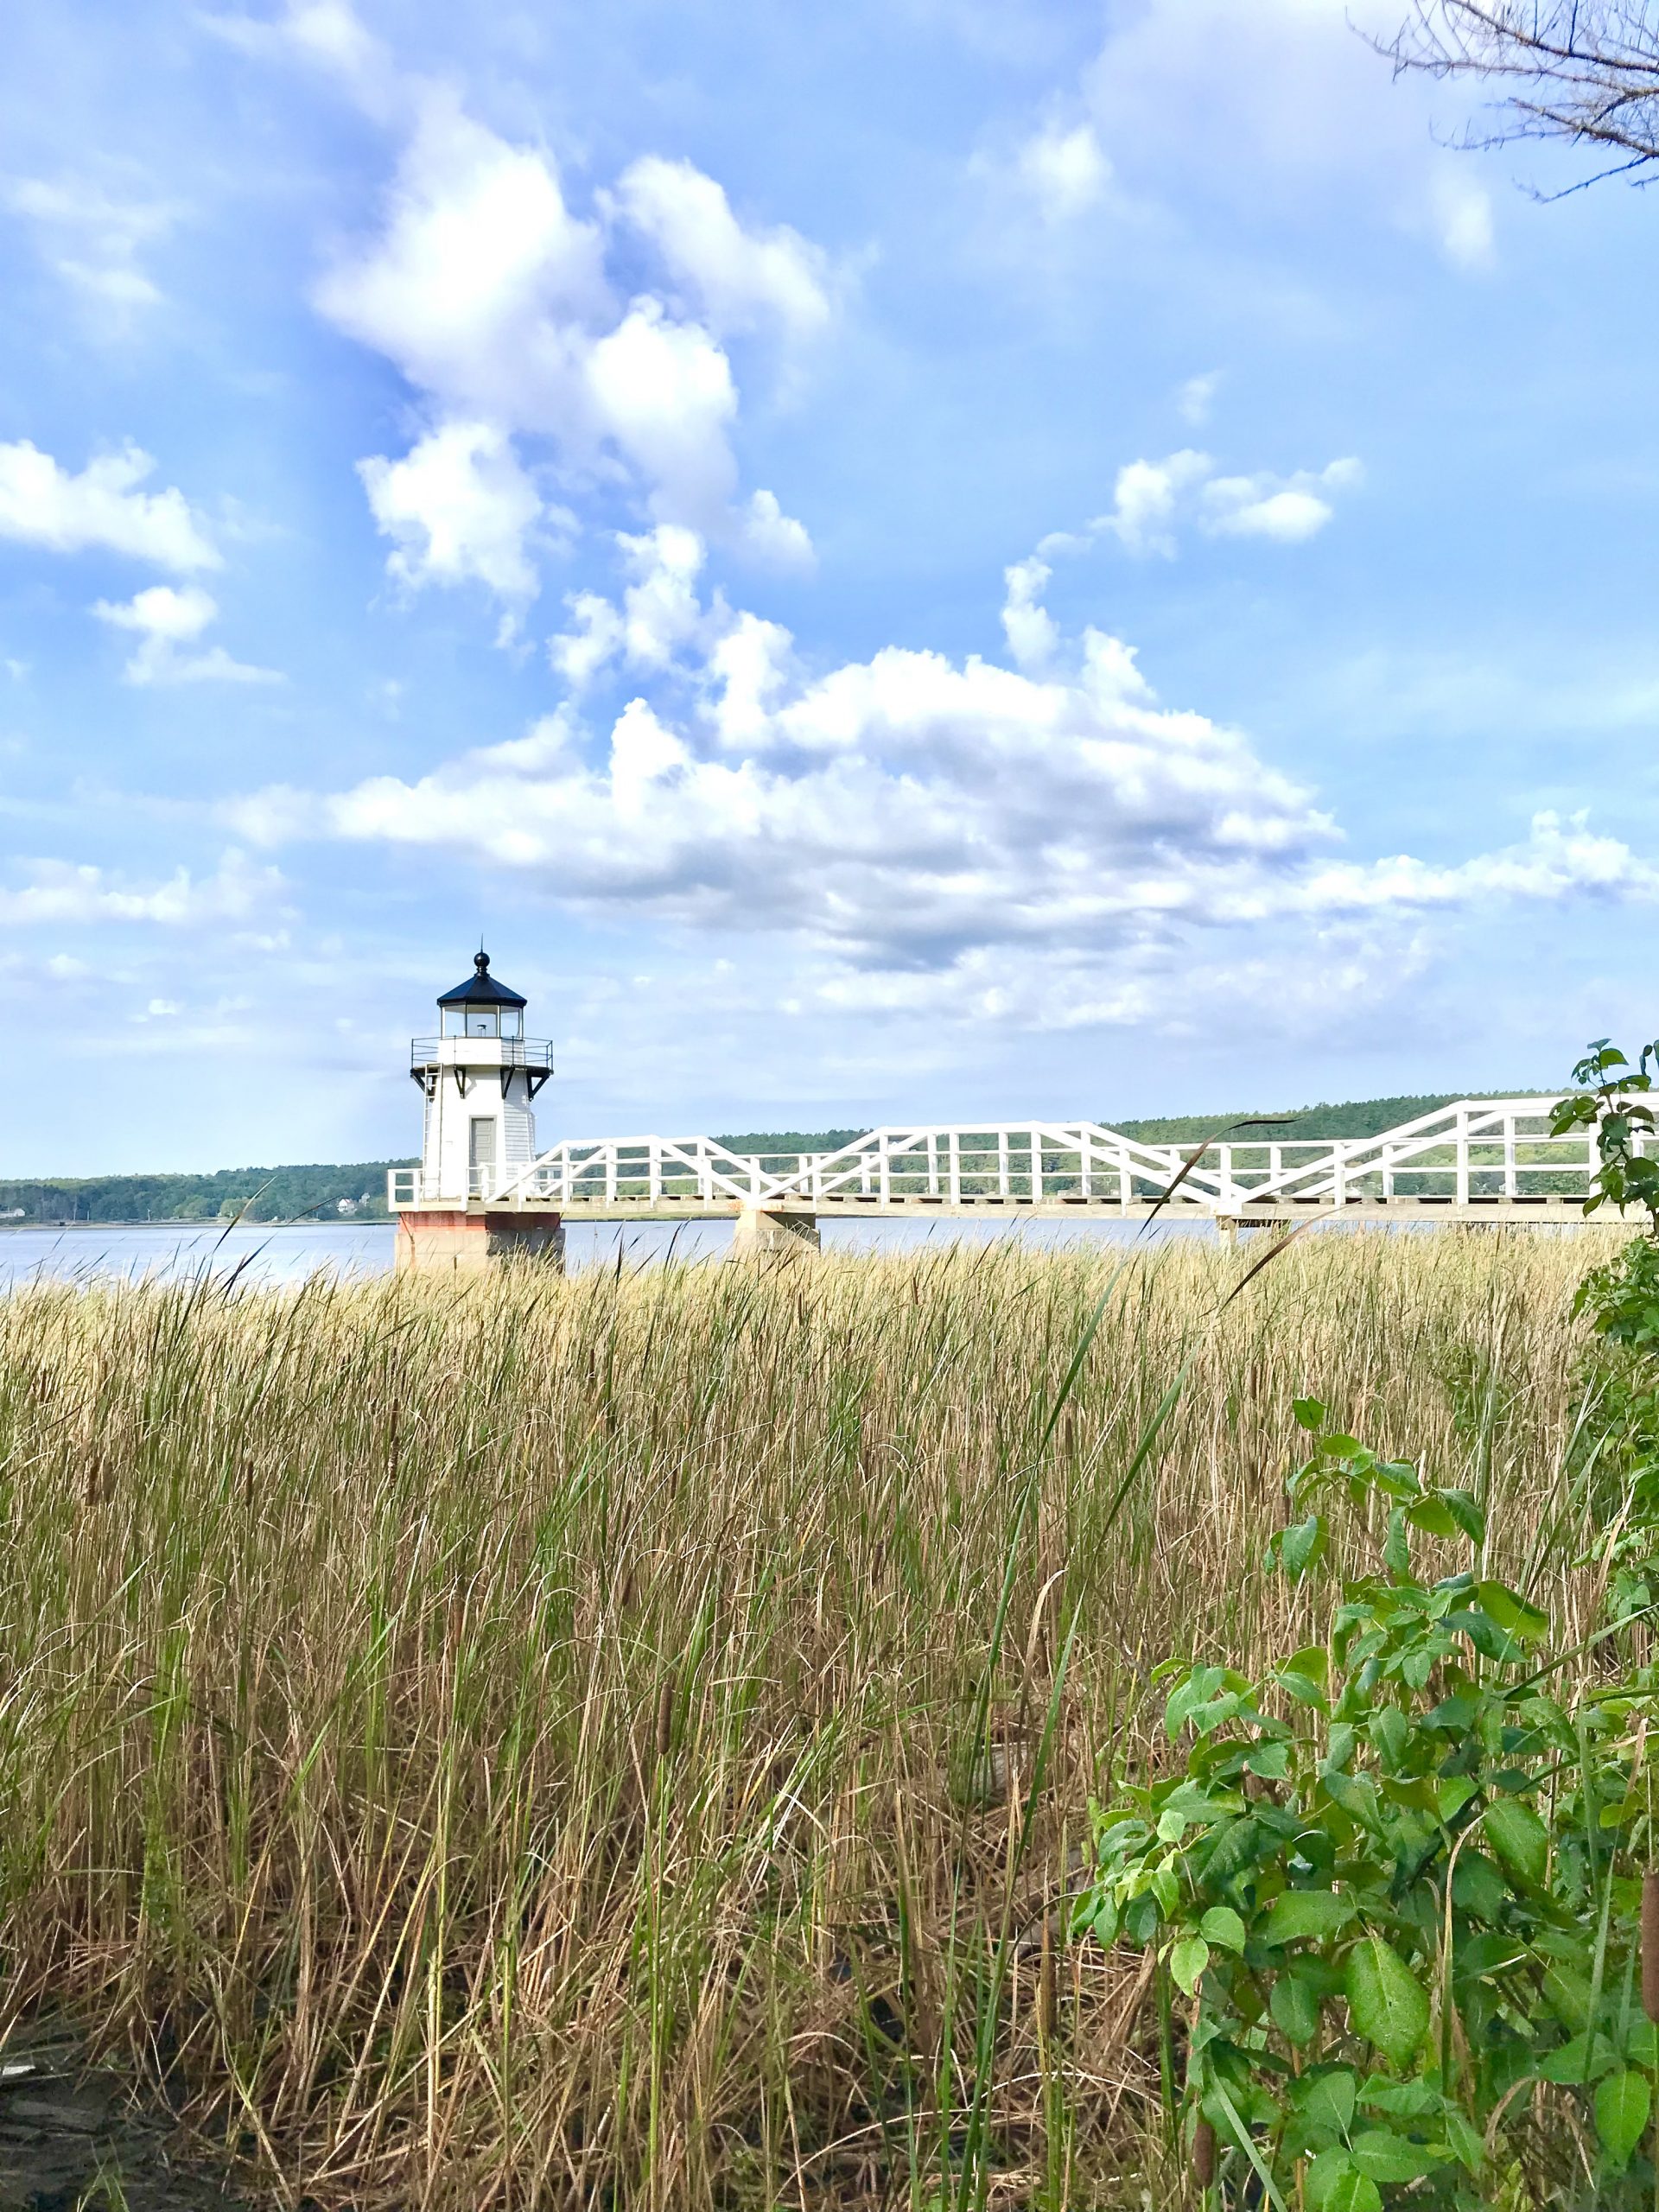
[5, 0, 1659, 1173]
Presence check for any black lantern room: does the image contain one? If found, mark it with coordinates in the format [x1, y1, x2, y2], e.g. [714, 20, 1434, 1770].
[437, 950, 527, 1042]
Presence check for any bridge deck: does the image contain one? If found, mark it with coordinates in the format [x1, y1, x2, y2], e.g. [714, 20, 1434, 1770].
[518, 1194, 1598, 1226]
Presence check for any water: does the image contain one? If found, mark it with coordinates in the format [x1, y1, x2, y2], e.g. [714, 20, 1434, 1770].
[0, 1211, 1222, 1288]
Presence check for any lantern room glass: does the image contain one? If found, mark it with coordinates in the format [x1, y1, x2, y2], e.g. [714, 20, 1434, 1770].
[439, 1006, 524, 1039]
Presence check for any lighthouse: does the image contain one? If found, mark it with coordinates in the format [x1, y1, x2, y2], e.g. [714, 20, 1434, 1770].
[391, 951, 563, 1271]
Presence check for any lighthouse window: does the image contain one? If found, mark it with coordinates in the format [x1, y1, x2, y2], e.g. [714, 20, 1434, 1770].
[500, 1008, 523, 1039]
[465, 1009, 499, 1038]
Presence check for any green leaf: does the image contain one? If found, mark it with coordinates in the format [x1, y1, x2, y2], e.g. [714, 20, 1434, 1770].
[1332, 2177, 1387, 2212]
[1261, 1890, 1356, 1946]
[1322, 1768, 1382, 1826]
[1440, 1488, 1486, 1542]
[1274, 1643, 1329, 1705]
[1344, 1936, 1430, 2071]
[1293, 1395, 1326, 1432]
[1371, 1459, 1421, 1499]
[1537, 2032, 1618, 2086]
[1369, 1705, 1409, 1772]
[1280, 1513, 1327, 1582]
[1087, 1896, 1120, 1948]
[1350, 2129, 1443, 2183]
[1358, 2075, 1442, 2120]
[1405, 1493, 1461, 1541]
[1199, 1905, 1247, 1952]
[1475, 1579, 1549, 1644]
[1271, 1967, 1325, 2047]
[1484, 1796, 1548, 1891]
[1443, 2107, 1484, 2175]
[1243, 1736, 1291, 1778]
[1293, 2064, 1357, 2139]
[1163, 1665, 1225, 1737]
[1382, 1508, 1412, 1579]
[1306, 2150, 1382, 2212]
[1449, 1849, 1505, 1922]
[1169, 1933, 1210, 1996]
[1596, 2067, 1652, 2174]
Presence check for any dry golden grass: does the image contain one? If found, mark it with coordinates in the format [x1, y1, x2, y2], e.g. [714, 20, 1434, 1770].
[0, 1230, 1631, 2207]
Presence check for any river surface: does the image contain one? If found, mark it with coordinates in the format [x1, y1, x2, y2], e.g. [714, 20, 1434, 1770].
[0, 1212, 1223, 1287]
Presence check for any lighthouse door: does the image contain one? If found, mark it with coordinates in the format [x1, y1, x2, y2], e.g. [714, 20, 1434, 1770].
[468, 1116, 498, 1196]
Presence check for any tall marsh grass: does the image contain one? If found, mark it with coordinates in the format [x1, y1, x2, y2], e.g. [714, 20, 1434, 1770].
[0, 1233, 1629, 2206]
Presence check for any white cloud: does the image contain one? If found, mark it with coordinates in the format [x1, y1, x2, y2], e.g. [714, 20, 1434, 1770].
[227, 557, 1334, 976]
[229, 548, 1656, 1028]
[202, 0, 393, 115]
[613, 156, 832, 340]
[1428, 169, 1496, 272]
[550, 524, 711, 683]
[550, 591, 626, 689]
[1001, 555, 1058, 669]
[0, 442, 218, 571]
[738, 487, 814, 569]
[583, 300, 739, 525]
[1078, 0, 1498, 271]
[1097, 449, 1213, 557]
[358, 420, 545, 603]
[1289, 811, 1659, 916]
[1176, 370, 1222, 427]
[260, 0, 384, 79]
[93, 585, 281, 685]
[706, 611, 792, 749]
[6, 176, 175, 310]
[315, 94, 607, 430]
[1202, 457, 1363, 543]
[1014, 122, 1111, 222]
[308, 84, 828, 600]
[616, 524, 707, 668]
[0, 849, 284, 926]
[1096, 449, 1362, 556]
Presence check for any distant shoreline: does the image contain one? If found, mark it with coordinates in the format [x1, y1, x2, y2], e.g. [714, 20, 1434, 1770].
[0, 1219, 391, 1234]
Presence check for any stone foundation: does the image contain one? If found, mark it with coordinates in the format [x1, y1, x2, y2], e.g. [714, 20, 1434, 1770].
[729, 1207, 821, 1261]
[396, 1210, 565, 1274]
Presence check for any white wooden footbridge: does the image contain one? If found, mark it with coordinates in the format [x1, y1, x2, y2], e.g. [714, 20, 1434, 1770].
[387, 957, 1624, 1265]
[390, 1095, 1604, 1223]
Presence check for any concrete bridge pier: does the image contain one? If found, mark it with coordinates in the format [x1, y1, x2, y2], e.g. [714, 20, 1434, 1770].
[730, 1207, 821, 1262]
[1218, 1216, 1295, 1252]
[396, 1210, 565, 1274]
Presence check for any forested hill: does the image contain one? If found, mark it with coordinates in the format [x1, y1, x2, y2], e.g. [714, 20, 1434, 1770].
[0, 1093, 1554, 1223]
[0, 1162, 416, 1225]
[720, 1093, 1548, 1150]
[1110, 1091, 1544, 1146]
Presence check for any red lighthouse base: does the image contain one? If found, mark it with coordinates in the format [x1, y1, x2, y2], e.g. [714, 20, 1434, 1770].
[395, 1210, 565, 1274]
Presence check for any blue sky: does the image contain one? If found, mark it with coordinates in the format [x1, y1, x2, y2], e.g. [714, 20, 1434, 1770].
[4, 0, 1659, 1173]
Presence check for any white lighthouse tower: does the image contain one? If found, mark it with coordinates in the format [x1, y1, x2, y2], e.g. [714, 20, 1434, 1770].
[391, 951, 563, 1271]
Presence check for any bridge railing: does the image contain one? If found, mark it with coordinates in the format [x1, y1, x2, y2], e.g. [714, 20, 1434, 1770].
[391, 1098, 1649, 1216]
[474, 1122, 1246, 1211]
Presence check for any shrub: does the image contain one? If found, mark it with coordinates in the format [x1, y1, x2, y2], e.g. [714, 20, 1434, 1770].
[1073, 1399, 1659, 2209]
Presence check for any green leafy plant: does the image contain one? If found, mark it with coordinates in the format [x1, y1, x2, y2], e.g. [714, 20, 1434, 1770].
[1551, 1039, 1659, 1237]
[1554, 1042, 1659, 1651]
[1074, 1399, 1659, 2209]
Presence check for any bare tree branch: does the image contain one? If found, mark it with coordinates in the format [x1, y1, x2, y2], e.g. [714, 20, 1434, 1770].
[1370, 4, 1659, 179]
